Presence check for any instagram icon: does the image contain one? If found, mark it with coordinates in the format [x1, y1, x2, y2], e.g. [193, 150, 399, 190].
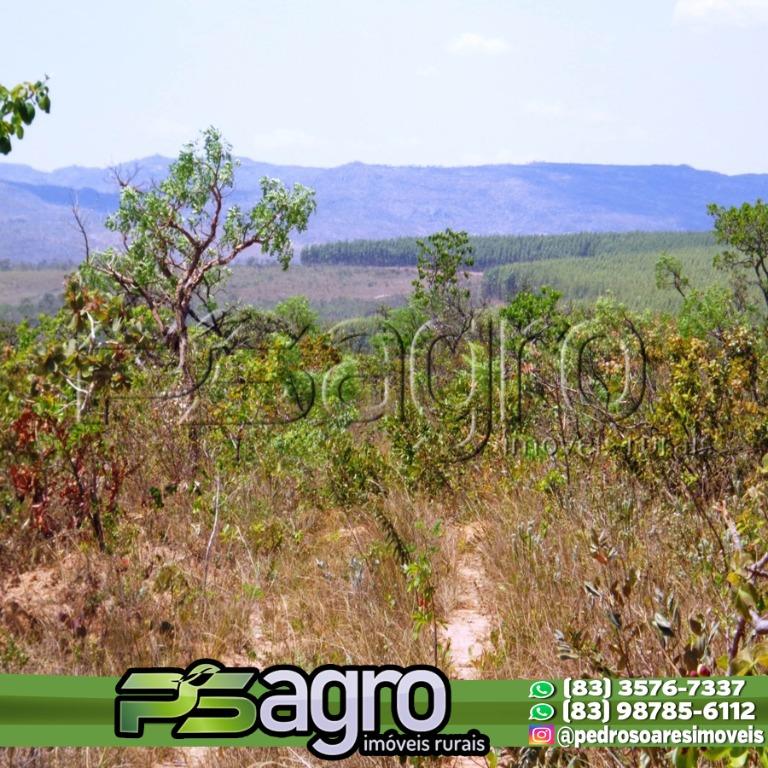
[529, 724, 556, 746]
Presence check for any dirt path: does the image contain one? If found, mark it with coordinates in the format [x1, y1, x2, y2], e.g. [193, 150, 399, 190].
[442, 521, 491, 679]
[154, 524, 493, 767]
[440, 522, 494, 768]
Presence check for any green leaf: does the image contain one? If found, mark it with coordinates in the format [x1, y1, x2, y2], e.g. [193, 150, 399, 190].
[729, 749, 749, 768]
[673, 747, 699, 768]
[19, 101, 35, 125]
[735, 583, 758, 618]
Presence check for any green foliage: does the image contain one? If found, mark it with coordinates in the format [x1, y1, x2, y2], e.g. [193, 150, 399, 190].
[0, 282, 153, 548]
[9, 189, 768, 766]
[484, 246, 723, 312]
[0, 77, 50, 154]
[379, 303, 428, 348]
[303, 230, 714, 269]
[411, 228, 474, 320]
[498, 287, 568, 434]
[272, 295, 318, 336]
[655, 253, 690, 296]
[207, 330, 324, 430]
[614, 324, 768, 527]
[709, 199, 768, 312]
[677, 285, 745, 338]
[326, 434, 386, 509]
[404, 552, 435, 636]
[372, 503, 411, 568]
[0, 630, 28, 672]
[80, 127, 316, 388]
[501, 285, 565, 336]
[384, 406, 459, 492]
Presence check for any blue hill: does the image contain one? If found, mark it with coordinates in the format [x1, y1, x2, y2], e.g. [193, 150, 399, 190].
[1, 158, 767, 263]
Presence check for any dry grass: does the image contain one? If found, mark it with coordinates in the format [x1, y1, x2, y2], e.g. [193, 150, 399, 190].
[225, 265, 421, 306]
[0, 266, 485, 321]
[473, 459, 728, 681]
[0, 390, 736, 768]
[0, 269, 69, 305]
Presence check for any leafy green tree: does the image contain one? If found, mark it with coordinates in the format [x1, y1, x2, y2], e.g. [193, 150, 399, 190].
[411, 228, 474, 323]
[655, 253, 689, 298]
[0, 282, 153, 548]
[709, 199, 768, 312]
[80, 127, 316, 392]
[0, 78, 50, 154]
[273, 295, 318, 338]
[501, 285, 565, 337]
[677, 285, 740, 339]
[500, 286, 567, 430]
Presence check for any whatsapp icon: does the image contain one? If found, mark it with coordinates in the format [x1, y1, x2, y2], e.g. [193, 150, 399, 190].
[529, 703, 556, 721]
[528, 680, 556, 699]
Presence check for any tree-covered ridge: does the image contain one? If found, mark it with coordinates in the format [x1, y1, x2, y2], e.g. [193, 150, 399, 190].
[302, 230, 715, 269]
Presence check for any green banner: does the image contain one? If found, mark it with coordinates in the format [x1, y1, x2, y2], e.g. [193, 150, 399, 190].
[1, 667, 767, 754]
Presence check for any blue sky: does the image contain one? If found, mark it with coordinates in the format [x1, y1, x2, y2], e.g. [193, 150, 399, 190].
[2, 0, 766, 173]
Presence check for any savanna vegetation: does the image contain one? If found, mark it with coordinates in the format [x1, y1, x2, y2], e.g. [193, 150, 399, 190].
[4, 129, 768, 768]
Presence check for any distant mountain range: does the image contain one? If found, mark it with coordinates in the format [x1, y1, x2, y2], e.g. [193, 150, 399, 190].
[1, 157, 767, 264]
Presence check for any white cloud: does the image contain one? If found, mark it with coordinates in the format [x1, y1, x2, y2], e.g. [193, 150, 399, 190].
[448, 33, 509, 55]
[674, 0, 768, 24]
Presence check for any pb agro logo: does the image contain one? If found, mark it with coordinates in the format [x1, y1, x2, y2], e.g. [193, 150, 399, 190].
[115, 658, 490, 760]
